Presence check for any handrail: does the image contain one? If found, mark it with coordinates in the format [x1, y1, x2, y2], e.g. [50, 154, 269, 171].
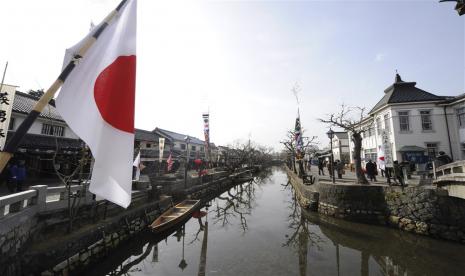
[0, 190, 37, 218]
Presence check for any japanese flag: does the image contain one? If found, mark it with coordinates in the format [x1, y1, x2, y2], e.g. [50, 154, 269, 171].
[56, 0, 137, 208]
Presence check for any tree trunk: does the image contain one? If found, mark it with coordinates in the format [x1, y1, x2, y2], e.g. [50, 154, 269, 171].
[293, 156, 297, 174]
[298, 160, 305, 178]
[352, 133, 368, 184]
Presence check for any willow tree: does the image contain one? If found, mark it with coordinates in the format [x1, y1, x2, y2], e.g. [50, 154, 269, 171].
[319, 105, 373, 184]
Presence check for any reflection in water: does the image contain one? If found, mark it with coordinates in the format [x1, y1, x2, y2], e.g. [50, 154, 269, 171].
[88, 167, 465, 276]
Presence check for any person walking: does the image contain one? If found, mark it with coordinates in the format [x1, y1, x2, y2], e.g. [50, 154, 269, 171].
[336, 160, 344, 179]
[327, 161, 333, 177]
[318, 159, 325, 175]
[366, 160, 377, 182]
[436, 151, 453, 167]
[8, 162, 18, 193]
[393, 161, 404, 187]
[16, 161, 26, 192]
[1, 164, 12, 193]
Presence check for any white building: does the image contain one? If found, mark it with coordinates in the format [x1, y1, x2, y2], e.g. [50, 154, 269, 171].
[331, 132, 350, 163]
[348, 73, 462, 165]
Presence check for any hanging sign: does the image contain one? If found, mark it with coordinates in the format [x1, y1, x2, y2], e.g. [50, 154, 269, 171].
[381, 130, 393, 168]
[159, 137, 165, 163]
[0, 84, 16, 150]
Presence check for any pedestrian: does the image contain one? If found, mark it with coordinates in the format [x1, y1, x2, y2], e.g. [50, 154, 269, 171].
[336, 160, 344, 179]
[435, 151, 453, 167]
[8, 162, 18, 193]
[318, 159, 325, 175]
[393, 161, 404, 187]
[16, 161, 27, 192]
[1, 164, 12, 193]
[327, 161, 333, 177]
[366, 160, 377, 182]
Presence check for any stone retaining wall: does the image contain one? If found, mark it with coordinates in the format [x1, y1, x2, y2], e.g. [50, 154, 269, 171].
[384, 187, 465, 242]
[286, 167, 465, 244]
[317, 183, 387, 224]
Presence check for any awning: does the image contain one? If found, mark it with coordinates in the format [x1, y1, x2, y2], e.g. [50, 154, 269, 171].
[398, 145, 425, 152]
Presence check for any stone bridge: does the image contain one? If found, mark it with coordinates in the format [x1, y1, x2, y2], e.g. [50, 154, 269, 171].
[434, 160, 465, 200]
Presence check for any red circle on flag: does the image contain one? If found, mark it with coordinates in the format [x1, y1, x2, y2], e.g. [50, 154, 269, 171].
[94, 55, 136, 133]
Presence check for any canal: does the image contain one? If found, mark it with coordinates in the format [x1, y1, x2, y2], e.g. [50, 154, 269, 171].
[87, 167, 465, 276]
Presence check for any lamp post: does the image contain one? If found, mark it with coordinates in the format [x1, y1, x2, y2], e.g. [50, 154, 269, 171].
[184, 136, 191, 189]
[326, 128, 335, 184]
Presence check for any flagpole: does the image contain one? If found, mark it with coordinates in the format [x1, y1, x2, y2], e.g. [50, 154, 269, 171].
[0, 0, 129, 172]
[0, 61, 8, 96]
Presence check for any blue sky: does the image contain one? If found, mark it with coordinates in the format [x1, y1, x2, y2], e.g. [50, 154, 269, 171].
[1, 0, 463, 150]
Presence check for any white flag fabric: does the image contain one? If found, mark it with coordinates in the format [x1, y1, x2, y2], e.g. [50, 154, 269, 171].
[159, 137, 165, 163]
[56, 0, 137, 208]
[133, 151, 141, 181]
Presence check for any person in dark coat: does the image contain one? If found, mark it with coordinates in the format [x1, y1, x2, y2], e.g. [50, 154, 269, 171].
[318, 159, 325, 175]
[365, 160, 377, 182]
[1, 164, 13, 193]
[16, 161, 26, 192]
[336, 160, 344, 179]
[393, 160, 404, 187]
[436, 151, 453, 167]
[8, 162, 18, 193]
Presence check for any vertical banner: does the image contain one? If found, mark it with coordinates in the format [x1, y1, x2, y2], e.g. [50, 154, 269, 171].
[159, 137, 165, 163]
[0, 84, 16, 150]
[294, 117, 304, 160]
[202, 113, 210, 162]
[381, 130, 393, 168]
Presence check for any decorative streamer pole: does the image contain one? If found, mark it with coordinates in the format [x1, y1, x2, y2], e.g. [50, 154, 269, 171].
[0, 0, 129, 172]
[292, 83, 305, 177]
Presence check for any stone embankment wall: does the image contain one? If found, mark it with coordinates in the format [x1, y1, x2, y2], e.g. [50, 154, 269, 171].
[384, 187, 465, 242]
[317, 183, 387, 224]
[286, 168, 319, 211]
[38, 198, 172, 276]
[0, 168, 256, 275]
[286, 166, 465, 244]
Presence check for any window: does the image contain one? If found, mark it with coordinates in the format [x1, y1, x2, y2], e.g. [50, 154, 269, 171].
[426, 143, 438, 159]
[398, 111, 410, 132]
[420, 110, 433, 131]
[146, 143, 151, 148]
[41, 124, 65, 136]
[364, 149, 377, 162]
[366, 126, 375, 137]
[200, 146, 204, 152]
[180, 144, 186, 150]
[384, 114, 390, 133]
[8, 118, 15, 130]
[457, 107, 465, 128]
[191, 145, 196, 151]
[376, 117, 382, 134]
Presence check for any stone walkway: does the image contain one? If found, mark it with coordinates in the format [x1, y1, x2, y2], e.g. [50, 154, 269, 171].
[305, 165, 423, 186]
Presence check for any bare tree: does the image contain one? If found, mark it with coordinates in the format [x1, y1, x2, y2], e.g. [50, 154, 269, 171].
[319, 104, 373, 184]
[223, 140, 274, 171]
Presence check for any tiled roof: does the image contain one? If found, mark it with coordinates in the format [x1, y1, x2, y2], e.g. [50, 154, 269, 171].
[13, 92, 64, 121]
[135, 128, 162, 142]
[7, 131, 82, 150]
[155, 128, 205, 145]
[369, 74, 446, 114]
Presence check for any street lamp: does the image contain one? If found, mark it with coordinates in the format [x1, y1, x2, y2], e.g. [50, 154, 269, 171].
[326, 128, 335, 184]
[184, 136, 191, 189]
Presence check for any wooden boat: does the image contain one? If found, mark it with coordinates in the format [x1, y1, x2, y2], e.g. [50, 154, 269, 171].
[150, 199, 201, 233]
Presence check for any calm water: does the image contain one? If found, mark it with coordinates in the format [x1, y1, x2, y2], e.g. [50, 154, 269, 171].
[88, 167, 465, 276]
